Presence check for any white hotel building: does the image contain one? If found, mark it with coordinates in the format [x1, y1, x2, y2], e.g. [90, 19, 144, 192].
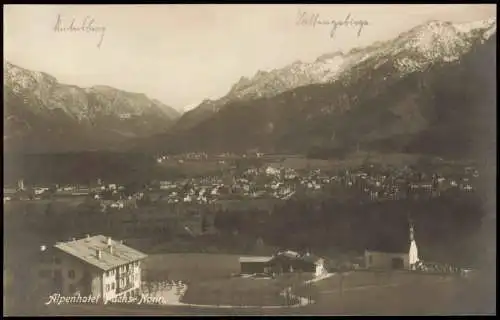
[37, 235, 147, 304]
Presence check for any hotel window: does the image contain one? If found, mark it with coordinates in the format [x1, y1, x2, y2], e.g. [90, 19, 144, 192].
[111, 282, 115, 290]
[368, 255, 373, 264]
[68, 270, 75, 279]
[106, 284, 110, 292]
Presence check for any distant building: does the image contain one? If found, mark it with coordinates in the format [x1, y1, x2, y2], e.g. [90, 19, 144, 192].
[238, 251, 326, 276]
[265, 166, 280, 176]
[315, 258, 327, 277]
[37, 235, 147, 304]
[101, 199, 137, 210]
[18, 179, 25, 191]
[34, 187, 50, 195]
[269, 251, 323, 274]
[3, 188, 17, 201]
[239, 256, 273, 274]
[3, 188, 18, 203]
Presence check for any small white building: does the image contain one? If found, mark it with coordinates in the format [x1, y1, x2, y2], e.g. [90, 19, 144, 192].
[265, 166, 280, 176]
[315, 258, 327, 278]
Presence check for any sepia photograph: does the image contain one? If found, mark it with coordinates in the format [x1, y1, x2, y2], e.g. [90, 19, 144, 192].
[3, 4, 496, 316]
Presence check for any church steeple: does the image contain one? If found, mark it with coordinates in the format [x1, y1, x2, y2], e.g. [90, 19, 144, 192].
[409, 221, 415, 241]
[408, 217, 419, 270]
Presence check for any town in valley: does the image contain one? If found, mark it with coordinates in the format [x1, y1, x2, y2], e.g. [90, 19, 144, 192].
[3, 4, 496, 316]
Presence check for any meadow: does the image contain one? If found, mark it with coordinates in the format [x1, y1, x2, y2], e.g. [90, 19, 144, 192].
[180, 273, 313, 307]
[143, 253, 241, 283]
[139, 253, 494, 315]
[10, 252, 494, 316]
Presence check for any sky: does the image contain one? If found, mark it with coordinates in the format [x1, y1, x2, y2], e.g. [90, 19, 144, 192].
[4, 4, 496, 112]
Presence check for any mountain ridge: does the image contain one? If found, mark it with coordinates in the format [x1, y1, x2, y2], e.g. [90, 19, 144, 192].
[4, 61, 181, 153]
[4, 17, 496, 156]
[137, 17, 496, 158]
[173, 17, 496, 132]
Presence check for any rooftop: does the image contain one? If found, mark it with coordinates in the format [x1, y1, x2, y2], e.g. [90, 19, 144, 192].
[271, 251, 323, 264]
[54, 235, 147, 271]
[239, 256, 273, 263]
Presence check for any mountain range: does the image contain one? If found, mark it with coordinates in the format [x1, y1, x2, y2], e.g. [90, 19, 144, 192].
[140, 17, 496, 158]
[3, 61, 180, 153]
[4, 17, 496, 158]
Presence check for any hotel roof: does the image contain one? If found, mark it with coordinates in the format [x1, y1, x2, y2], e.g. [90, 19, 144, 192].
[54, 235, 147, 271]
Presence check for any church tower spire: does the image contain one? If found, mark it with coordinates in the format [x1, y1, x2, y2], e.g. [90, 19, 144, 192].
[408, 218, 419, 270]
[409, 221, 415, 241]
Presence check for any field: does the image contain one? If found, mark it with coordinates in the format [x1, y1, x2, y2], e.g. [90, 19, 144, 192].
[293, 270, 495, 315]
[133, 253, 312, 307]
[143, 253, 241, 283]
[156, 159, 228, 177]
[181, 273, 313, 306]
[263, 152, 475, 172]
[5, 250, 495, 316]
[4, 197, 87, 216]
[117, 254, 498, 315]
[153, 152, 471, 176]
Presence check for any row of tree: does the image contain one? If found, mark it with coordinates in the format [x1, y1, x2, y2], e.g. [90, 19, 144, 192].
[211, 191, 484, 266]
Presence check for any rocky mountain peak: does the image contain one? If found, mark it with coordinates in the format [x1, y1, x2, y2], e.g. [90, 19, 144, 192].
[164, 17, 495, 155]
[3, 62, 179, 152]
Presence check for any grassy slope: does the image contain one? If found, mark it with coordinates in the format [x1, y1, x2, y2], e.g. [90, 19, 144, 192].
[181, 273, 313, 306]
